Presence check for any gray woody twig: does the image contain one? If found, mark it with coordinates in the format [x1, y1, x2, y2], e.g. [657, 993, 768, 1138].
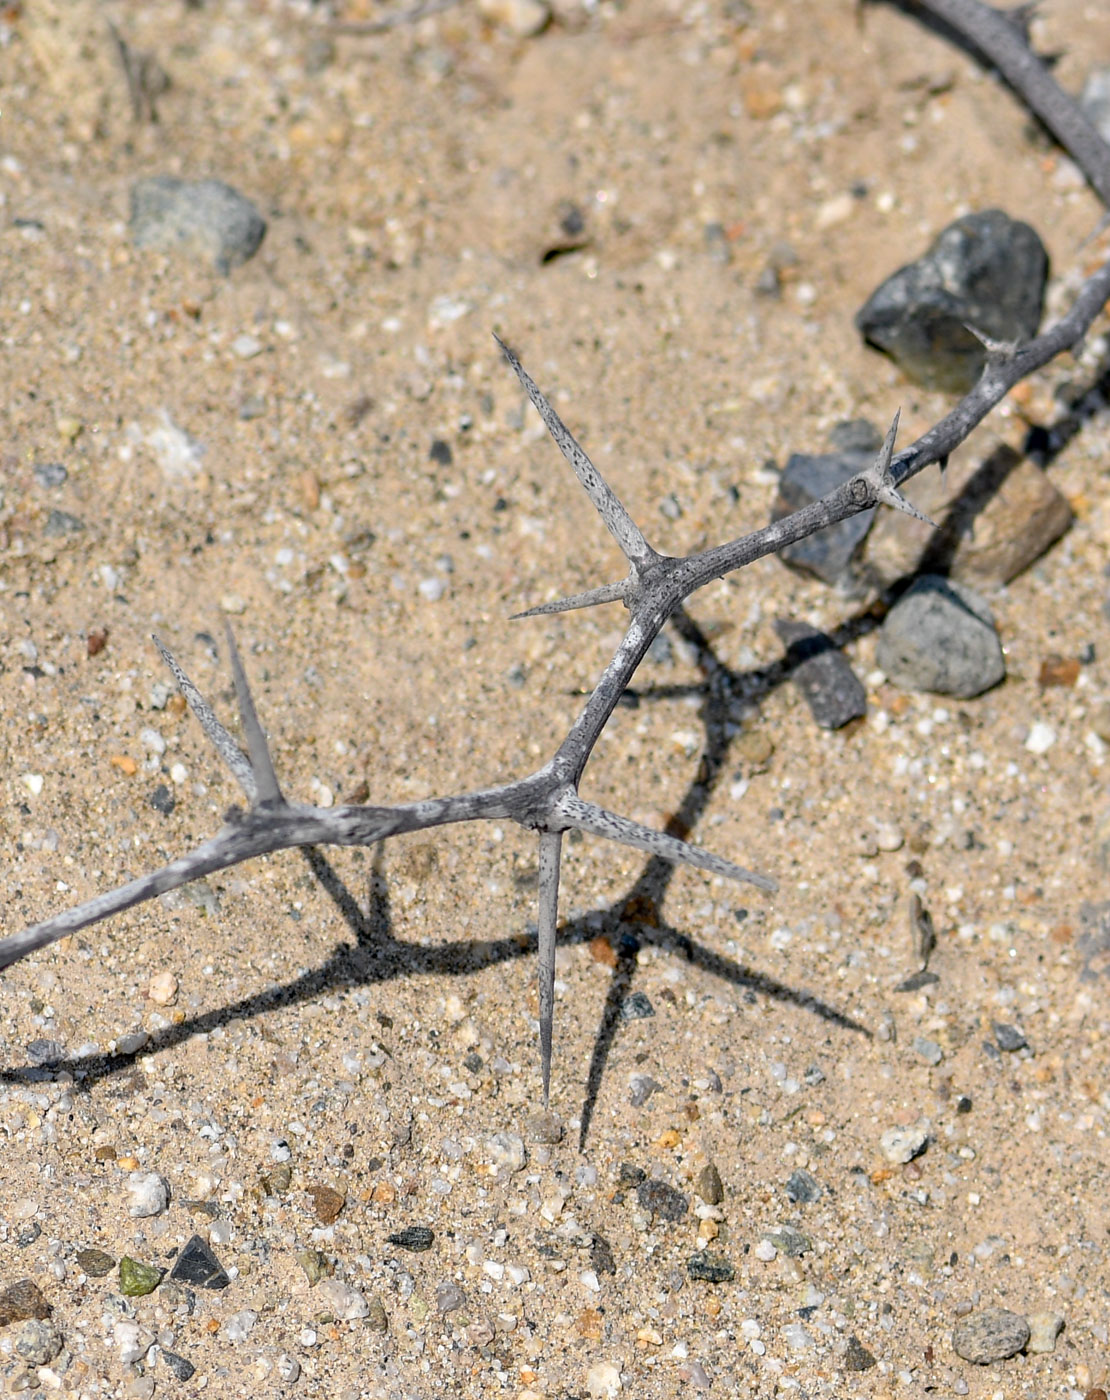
[1, 0, 1108, 1106]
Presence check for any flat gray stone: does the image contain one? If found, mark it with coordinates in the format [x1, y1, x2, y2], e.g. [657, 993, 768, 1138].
[130, 177, 266, 274]
[771, 449, 877, 585]
[856, 210, 1047, 392]
[877, 575, 1004, 698]
[952, 1307, 1029, 1364]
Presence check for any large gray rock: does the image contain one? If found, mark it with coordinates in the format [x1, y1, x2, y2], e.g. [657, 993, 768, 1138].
[877, 576, 1004, 698]
[856, 210, 1047, 393]
[130, 177, 266, 274]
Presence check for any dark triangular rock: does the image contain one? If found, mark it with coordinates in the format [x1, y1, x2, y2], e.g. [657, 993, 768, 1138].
[169, 1234, 229, 1290]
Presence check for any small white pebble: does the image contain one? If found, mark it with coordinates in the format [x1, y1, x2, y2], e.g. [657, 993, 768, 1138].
[21, 774, 44, 797]
[580, 1270, 601, 1293]
[754, 1239, 777, 1262]
[169, 763, 188, 785]
[419, 577, 446, 601]
[127, 1171, 169, 1218]
[1025, 722, 1055, 754]
[146, 972, 178, 1006]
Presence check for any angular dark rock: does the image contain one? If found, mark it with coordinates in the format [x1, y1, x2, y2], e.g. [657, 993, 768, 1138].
[776, 620, 867, 729]
[387, 1225, 435, 1253]
[993, 1022, 1028, 1053]
[856, 209, 1048, 392]
[843, 1335, 877, 1371]
[0, 1280, 50, 1327]
[636, 1179, 688, 1223]
[877, 575, 1004, 698]
[161, 1351, 196, 1381]
[75, 1249, 115, 1279]
[169, 1234, 230, 1290]
[687, 1253, 734, 1283]
[590, 1233, 616, 1275]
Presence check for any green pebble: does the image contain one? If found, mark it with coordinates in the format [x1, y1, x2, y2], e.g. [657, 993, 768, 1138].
[119, 1256, 163, 1297]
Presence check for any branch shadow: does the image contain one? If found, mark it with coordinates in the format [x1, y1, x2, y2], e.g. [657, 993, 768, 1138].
[1, 610, 874, 1145]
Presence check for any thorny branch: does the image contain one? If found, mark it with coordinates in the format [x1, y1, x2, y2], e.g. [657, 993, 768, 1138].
[2, 0, 1109, 1108]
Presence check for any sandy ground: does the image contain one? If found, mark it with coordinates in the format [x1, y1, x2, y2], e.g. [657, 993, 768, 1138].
[2, 0, 1110, 1396]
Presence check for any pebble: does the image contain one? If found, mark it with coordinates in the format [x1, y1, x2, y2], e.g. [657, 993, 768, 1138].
[76, 1249, 115, 1278]
[912, 1036, 944, 1066]
[387, 1226, 435, 1253]
[33, 462, 67, 488]
[1025, 1311, 1064, 1353]
[14, 1319, 62, 1366]
[43, 508, 85, 536]
[435, 1281, 465, 1314]
[628, 1074, 661, 1108]
[843, 1335, 877, 1370]
[619, 991, 654, 1021]
[880, 1126, 929, 1163]
[1025, 722, 1056, 755]
[146, 971, 178, 1005]
[0, 1280, 50, 1328]
[220, 1309, 258, 1343]
[782, 1322, 816, 1351]
[161, 1351, 196, 1381]
[170, 1234, 229, 1289]
[119, 1257, 163, 1298]
[784, 1168, 822, 1204]
[635, 1179, 688, 1223]
[754, 1239, 777, 1262]
[763, 1224, 812, 1257]
[526, 1110, 564, 1144]
[877, 576, 1004, 698]
[590, 1233, 616, 1275]
[477, 0, 551, 36]
[775, 620, 867, 729]
[992, 1022, 1028, 1053]
[951, 1307, 1030, 1363]
[686, 1253, 734, 1284]
[771, 434, 879, 586]
[118, 1030, 150, 1056]
[308, 1183, 346, 1224]
[586, 1361, 622, 1397]
[696, 1163, 724, 1206]
[482, 1132, 527, 1173]
[856, 209, 1048, 392]
[129, 176, 267, 274]
[297, 1250, 332, 1286]
[315, 1278, 369, 1321]
[127, 1172, 169, 1218]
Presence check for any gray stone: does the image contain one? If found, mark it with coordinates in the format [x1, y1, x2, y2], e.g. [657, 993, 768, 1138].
[43, 509, 85, 537]
[776, 620, 867, 729]
[130, 177, 266, 274]
[843, 1335, 877, 1371]
[992, 1022, 1028, 1053]
[763, 1224, 811, 1257]
[636, 1179, 688, 1223]
[856, 210, 1048, 392]
[784, 1169, 822, 1204]
[912, 1036, 944, 1066]
[161, 1351, 196, 1381]
[877, 576, 1004, 698]
[952, 1307, 1029, 1364]
[387, 1226, 435, 1253]
[620, 991, 654, 1021]
[696, 1163, 724, 1206]
[771, 449, 876, 585]
[14, 1319, 62, 1366]
[32, 462, 67, 488]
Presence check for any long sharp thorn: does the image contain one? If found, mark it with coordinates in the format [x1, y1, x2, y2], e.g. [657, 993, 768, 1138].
[554, 793, 777, 893]
[863, 410, 937, 526]
[494, 334, 656, 570]
[511, 580, 628, 620]
[152, 634, 257, 802]
[536, 828, 563, 1107]
[224, 625, 284, 807]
